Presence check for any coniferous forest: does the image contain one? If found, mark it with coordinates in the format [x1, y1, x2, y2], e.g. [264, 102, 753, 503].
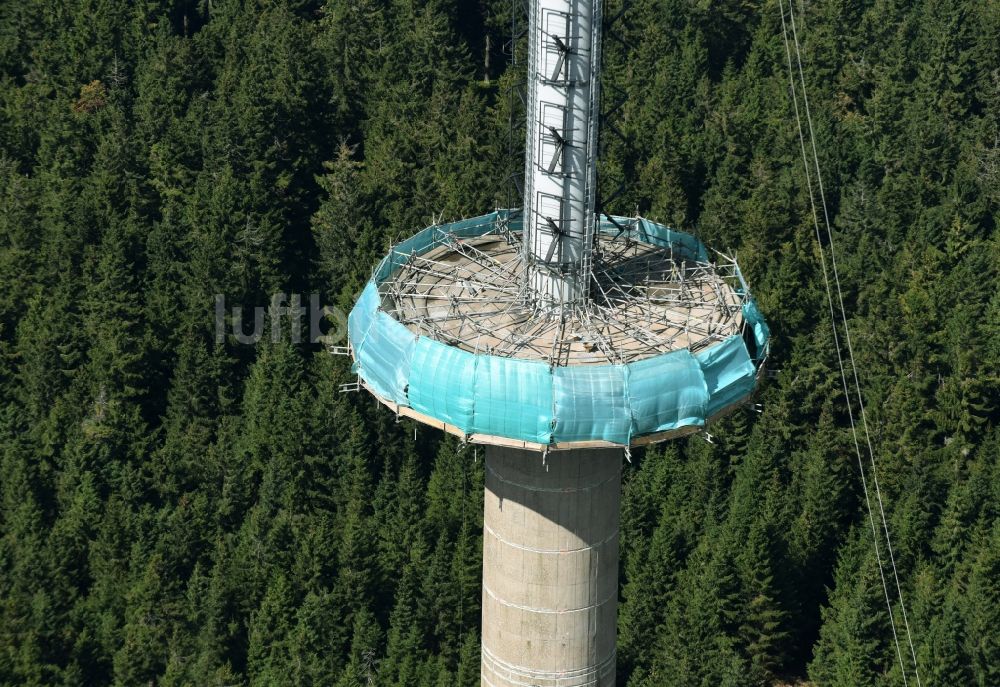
[1, 0, 999, 685]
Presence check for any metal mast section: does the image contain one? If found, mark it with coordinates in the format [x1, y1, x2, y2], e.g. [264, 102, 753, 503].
[522, 0, 603, 307]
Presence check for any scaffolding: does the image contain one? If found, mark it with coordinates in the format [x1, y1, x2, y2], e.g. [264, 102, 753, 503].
[347, 211, 769, 449]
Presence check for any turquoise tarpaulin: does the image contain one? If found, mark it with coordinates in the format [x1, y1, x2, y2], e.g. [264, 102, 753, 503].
[553, 364, 631, 444]
[742, 298, 770, 361]
[696, 335, 756, 418]
[628, 349, 710, 435]
[473, 355, 554, 444]
[348, 212, 769, 446]
[408, 337, 477, 430]
[355, 312, 417, 404]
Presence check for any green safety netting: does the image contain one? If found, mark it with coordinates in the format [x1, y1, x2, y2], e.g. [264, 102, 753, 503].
[348, 211, 769, 446]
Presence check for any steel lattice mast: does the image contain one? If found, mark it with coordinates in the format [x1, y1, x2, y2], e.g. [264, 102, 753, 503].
[522, 0, 602, 307]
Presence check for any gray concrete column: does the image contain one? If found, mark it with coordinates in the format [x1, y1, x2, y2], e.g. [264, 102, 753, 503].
[481, 446, 621, 687]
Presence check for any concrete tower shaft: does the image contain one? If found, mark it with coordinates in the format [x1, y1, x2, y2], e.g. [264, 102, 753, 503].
[481, 446, 620, 687]
[523, 0, 603, 306]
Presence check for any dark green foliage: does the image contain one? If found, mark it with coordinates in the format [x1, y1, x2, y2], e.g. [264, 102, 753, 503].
[1, 0, 998, 685]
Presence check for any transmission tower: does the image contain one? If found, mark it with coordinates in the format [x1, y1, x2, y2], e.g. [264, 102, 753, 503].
[345, 1, 769, 683]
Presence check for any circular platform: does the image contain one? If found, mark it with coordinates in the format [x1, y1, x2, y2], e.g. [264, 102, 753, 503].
[347, 212, 769, 450]
[382, 228, 745, 366]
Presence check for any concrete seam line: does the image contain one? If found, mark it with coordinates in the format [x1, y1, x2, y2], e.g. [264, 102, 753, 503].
[482, 644, 617, 684]
[480, 666, 611, 687]
[483, 648, 617, 678]
[485, 461, 620, 493]
[483, 521, 618, 554]
[480, 672, 607, 687]
[482, 581, 617, 614]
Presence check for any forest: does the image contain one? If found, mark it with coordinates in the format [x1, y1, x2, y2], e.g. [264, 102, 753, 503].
[0, 0, 998, 685]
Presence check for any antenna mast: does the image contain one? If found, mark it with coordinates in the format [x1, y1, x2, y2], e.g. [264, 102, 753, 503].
[523, 0, 603, 307]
